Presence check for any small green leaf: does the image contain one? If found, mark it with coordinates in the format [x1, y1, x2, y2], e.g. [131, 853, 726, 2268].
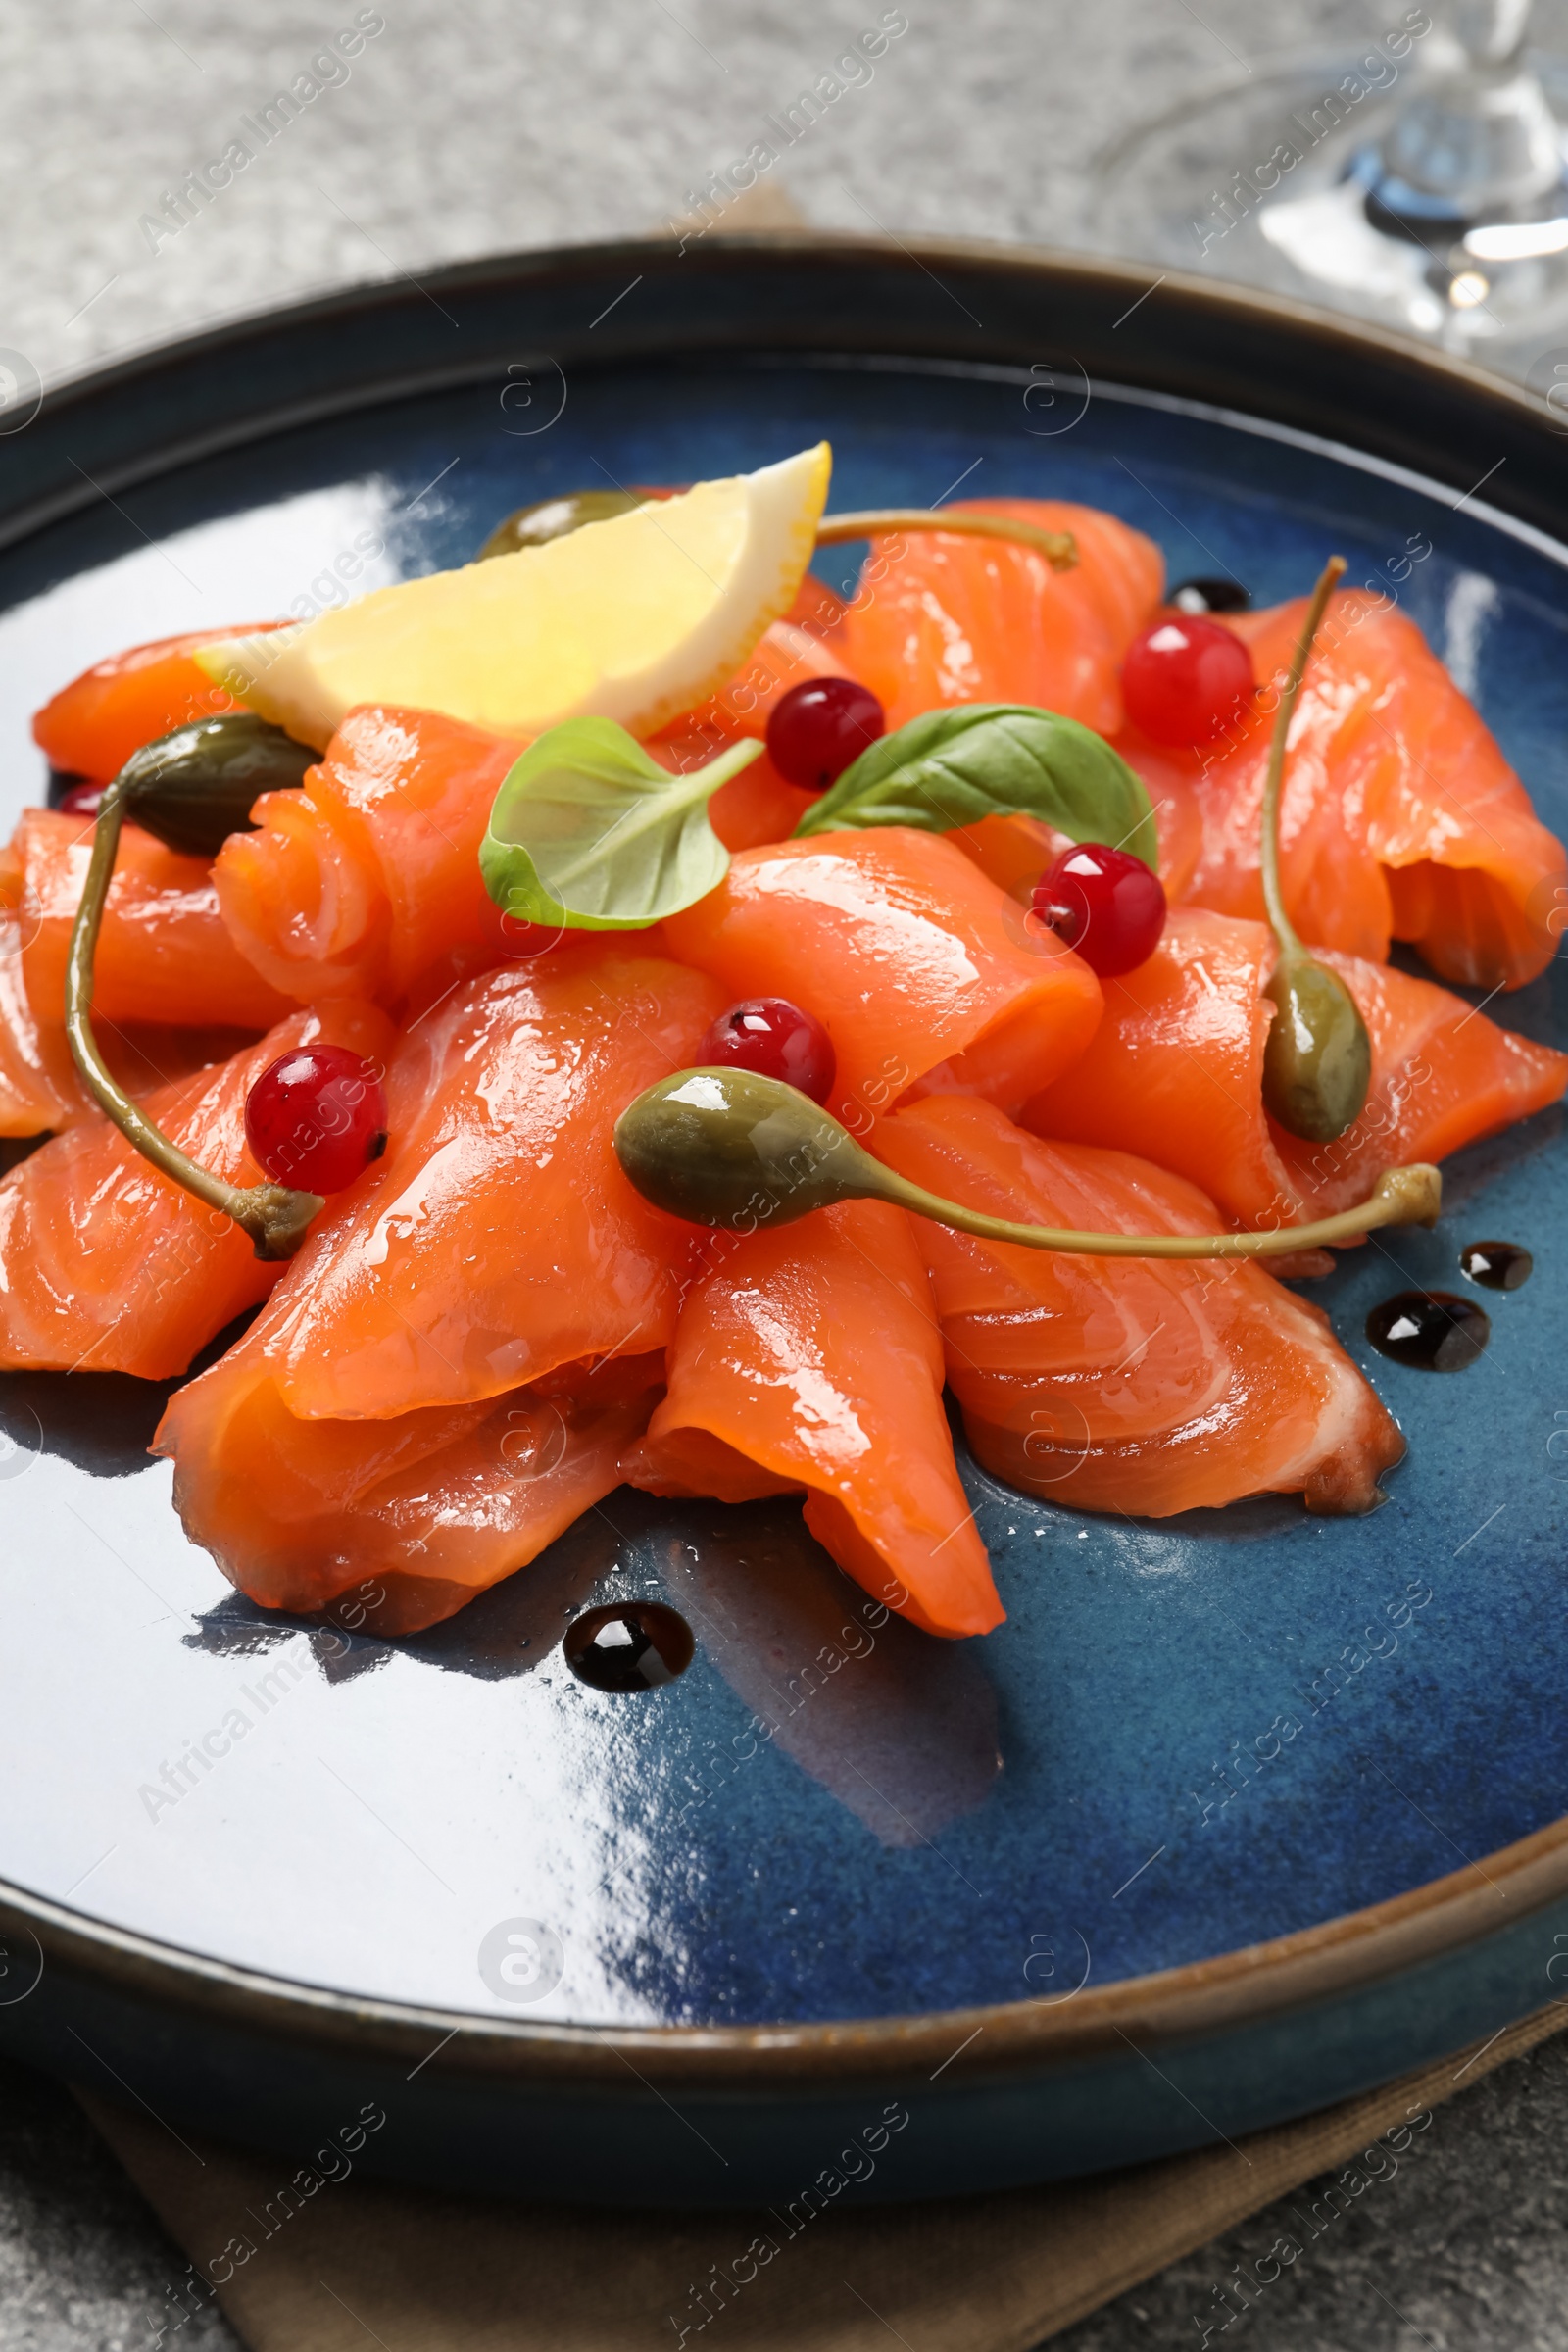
[794, 703, 1158, 869]
[479, 718, 763, 930]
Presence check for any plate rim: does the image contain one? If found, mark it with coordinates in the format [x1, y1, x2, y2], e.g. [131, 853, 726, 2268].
[4, 1810, 1565, 2084]
[7, 229, 1568, 2087]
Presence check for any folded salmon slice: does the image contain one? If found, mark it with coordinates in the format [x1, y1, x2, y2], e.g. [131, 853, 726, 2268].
[31, 624, 290, 783]
[155, 1346, 663, 1633]
[663, 827, 1102, 1119]
[15, 808, 292, 1030]
[0, 1000, 392, 1376]
[621, 1199, 1003, 1639]
[874, 1095, 1404, 1517]
[214, 706, 523, 1008]
[252, 944, 724, 1421]
[827, 499, 1164, 736]
[1024, 907, 1568, 1226]
[1120, 591, 1566, 989]
[0, 907, 264, 1138]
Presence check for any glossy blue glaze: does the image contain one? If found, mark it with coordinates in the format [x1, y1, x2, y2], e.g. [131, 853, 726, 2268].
[2, 355, 1566, 2059]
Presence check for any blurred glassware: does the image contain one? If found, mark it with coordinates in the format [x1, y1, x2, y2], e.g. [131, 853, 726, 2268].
[1088, 2, 1568, 382]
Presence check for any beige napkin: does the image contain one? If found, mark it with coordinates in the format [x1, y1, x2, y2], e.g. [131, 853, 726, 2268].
[80, 1999, 1563, 2351]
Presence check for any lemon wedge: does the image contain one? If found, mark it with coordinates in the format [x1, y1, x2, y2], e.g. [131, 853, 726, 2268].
[196, 443, 833, 750]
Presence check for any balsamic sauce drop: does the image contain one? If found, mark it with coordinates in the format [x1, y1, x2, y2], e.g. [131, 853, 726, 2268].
[1366, 1290, 1491, 1372]
[1459, 1240, 1533, 1292]
[563, 1602, 694, 1692]
[1169, 575, 1251, 614]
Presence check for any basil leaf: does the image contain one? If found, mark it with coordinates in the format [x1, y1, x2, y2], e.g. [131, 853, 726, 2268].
[479, 719, 762, 930]
[794, 703, 1158, 869]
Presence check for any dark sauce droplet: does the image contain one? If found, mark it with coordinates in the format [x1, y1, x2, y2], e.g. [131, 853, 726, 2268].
[1169, 575, 1251, 614]
[563, 1602, 694, 1692]
[1459, 1239, 1533, 1292]
[1366, 1289, 1491, 1372]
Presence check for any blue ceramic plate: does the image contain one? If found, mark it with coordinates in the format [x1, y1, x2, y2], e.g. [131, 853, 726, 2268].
[1, 241, 1567, 2205]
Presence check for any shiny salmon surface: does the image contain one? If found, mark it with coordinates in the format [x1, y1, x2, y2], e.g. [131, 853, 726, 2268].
[156, 1348, 663, 1633]
[0, 1000, 392, 1375]
[663, 827, 1102, 1119]
[16, 808, 292, 1030]
[1024, 907, 1568, 1226]
[248, 945, 723, 1421]
[215, 707, 521, 1007]
[829, 499, 1164, 736]
[1121, 592, 1567, 990]
[875, 1095, 1405, 1518]
[622, 1198, 1003, 1639]
[31, 624, 289, 783]
[0, 903, 262, 1139]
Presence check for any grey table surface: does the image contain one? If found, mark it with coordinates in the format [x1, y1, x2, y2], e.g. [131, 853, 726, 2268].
[5, 0, 1568, 2344]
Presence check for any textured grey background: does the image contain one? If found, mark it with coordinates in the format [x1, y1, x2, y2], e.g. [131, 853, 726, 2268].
[5, 0, 1568, 2344]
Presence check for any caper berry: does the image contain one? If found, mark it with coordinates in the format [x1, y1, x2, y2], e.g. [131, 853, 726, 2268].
[477, 489, 648, 561]
[613, 1067, 858, 1232]
[613, 1068, 1439, 1260]
[1263, 955, 1373, 1143]
[116, 714, 315, 860]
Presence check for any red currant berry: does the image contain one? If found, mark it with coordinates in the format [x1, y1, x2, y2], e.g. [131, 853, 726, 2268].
[696, 997, 837, 1103]
[245, 1046, 389, 1193]
[56, 779, 106, 818]
[1031, 844, 1167, 977]
[765, 676, 885, 792]
[1121, 614, 1254, 745]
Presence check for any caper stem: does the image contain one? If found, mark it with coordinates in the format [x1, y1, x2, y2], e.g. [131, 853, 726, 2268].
[614, 1066, 1440, 1254]
[816, 510, 1077, 572]
[862, 1154, 1440, 1258]
[64, 781, 322, 1262]
[1259, 554, 1347, 961]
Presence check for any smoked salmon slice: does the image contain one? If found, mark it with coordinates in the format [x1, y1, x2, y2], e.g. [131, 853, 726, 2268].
[662, 827, 1102, 1120]
[828, 499, 1164, 737]
[15, 808, 293, 1030]
[1121, 590, 1566, 990]
[214, 707, 521, 1008]
[249, 944, 724, 1422]
[0, 906, 262, 1137]
[1023, 906, 1568, 1227]
[0, 1000, 392, 1376]
[32, 624, 291, 783]
[873, 1094, 1405, 1517]
[621, 1198, 1003, 1639]
[155, 1346, 664, 1634]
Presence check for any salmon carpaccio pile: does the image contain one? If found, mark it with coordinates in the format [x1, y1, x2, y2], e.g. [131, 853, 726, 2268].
[7, 498, 1566, 1642]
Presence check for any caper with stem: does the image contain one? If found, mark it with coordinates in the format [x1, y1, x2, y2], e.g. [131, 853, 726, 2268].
[65, 717, 326, 1261]
[1258, 555, 1373, 1142]
[614, 1068, 1441, 1257]
[476, 493, 1080, 570]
